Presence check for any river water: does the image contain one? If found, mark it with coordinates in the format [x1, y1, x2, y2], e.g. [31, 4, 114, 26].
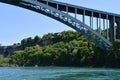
[0, 67, 120, 80]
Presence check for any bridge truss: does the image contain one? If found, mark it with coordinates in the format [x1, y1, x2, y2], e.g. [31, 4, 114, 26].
[0, 0, 120, 50]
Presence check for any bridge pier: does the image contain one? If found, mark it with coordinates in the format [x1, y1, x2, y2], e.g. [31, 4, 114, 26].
[109, 16, 120, 43]
[116, 18, 120, 39]
[109, 19, 115, 43]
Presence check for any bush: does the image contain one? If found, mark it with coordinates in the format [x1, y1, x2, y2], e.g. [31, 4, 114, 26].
[0, 58, 10, 66]
[113, 39, 120, 51]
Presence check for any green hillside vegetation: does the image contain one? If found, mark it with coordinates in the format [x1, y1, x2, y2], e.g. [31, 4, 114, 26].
[0, 30, 120, 68]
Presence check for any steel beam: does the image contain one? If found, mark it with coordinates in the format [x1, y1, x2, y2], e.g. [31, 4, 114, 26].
[96, 18, 99, 31]
[83, 10, 85, 24]
[57, 4, 59, 10]
[109, 17, 115, 43]
[66, 4, 68, 21]
[103, 19, 105, 30]
[113, 16, 116, 40]
[116, 18, 120, 39]
[75, 8, 77, 26]
[91, 12, 93, 28]
[99, 13, 101, 34]
[106, 14, 109, 40]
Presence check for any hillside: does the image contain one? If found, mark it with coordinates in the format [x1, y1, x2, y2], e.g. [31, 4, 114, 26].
[0, 30, 120, 68]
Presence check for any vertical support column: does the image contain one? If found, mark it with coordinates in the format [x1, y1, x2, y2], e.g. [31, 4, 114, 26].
[66, 5, 68, 14]
[66, 4, 68, 21]
[46, 1, 48, 5]
[57, 4, 59, 10]
[83, 10, 85, 24]
[113, 16, 116, 40]
[75, 8, 77, 19]
[103, 19, 105, 37]
[106, 14, 109, 40]
[96, 18, 99, 31]
[99, 13, 101, 34]
[109, 16, 115, 43]
[103, 19, 105, 30]
[116, 18, 120, 39]
[56, 4, 60, 17]
[75, 8, 77, 26]
[90, 12, 93, 28]
[90, 17, 92, 28]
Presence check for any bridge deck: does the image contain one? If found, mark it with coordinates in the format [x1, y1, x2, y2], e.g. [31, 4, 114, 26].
[38, 0, 120, 20]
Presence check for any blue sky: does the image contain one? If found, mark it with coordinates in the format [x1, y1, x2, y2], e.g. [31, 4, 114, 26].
[0, 0, 120, 46]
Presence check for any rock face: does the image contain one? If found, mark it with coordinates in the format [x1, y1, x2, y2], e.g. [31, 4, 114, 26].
[0, 40, 52, 57]
[0, 46, 23, 57]
[0, 47, 4, 55]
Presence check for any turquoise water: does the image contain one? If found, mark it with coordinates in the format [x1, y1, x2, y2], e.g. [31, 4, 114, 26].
[0, 67, 120, 80]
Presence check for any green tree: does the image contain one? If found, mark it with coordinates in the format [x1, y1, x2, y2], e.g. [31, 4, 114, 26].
[34, 35, 41, 43]
[8, 30, 118, 67]
[0, 57, 10, 66]
[42, 33, 53, 41]
[21, 38, 28, 45]
[11, 50, 25, 66]
[61, 30, 79, 42]
[113, 39, 120, 51]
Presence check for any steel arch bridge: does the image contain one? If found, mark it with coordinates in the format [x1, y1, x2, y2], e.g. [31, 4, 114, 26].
[0, 0, 120, 50]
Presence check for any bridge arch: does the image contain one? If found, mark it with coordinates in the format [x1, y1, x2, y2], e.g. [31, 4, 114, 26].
[0, 0, 113, 50]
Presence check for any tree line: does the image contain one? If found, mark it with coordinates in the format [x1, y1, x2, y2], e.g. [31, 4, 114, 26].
[0, 30, 120, 68]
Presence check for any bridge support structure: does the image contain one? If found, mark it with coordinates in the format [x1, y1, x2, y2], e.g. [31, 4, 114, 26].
[1, 0, 120, 50]
[116, 18, 120, 39]
[109, 17, 115, 43]
[109, 17, 120, 43]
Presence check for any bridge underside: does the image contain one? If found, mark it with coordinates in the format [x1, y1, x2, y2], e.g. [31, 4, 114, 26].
[0, 0, 120, 50]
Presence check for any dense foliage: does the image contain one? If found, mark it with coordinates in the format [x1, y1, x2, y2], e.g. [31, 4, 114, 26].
[10, 30, 103, 67]
[0, 30, 120, 68]
[102, 40, 120, 68]
[0, 55, 10, 66]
